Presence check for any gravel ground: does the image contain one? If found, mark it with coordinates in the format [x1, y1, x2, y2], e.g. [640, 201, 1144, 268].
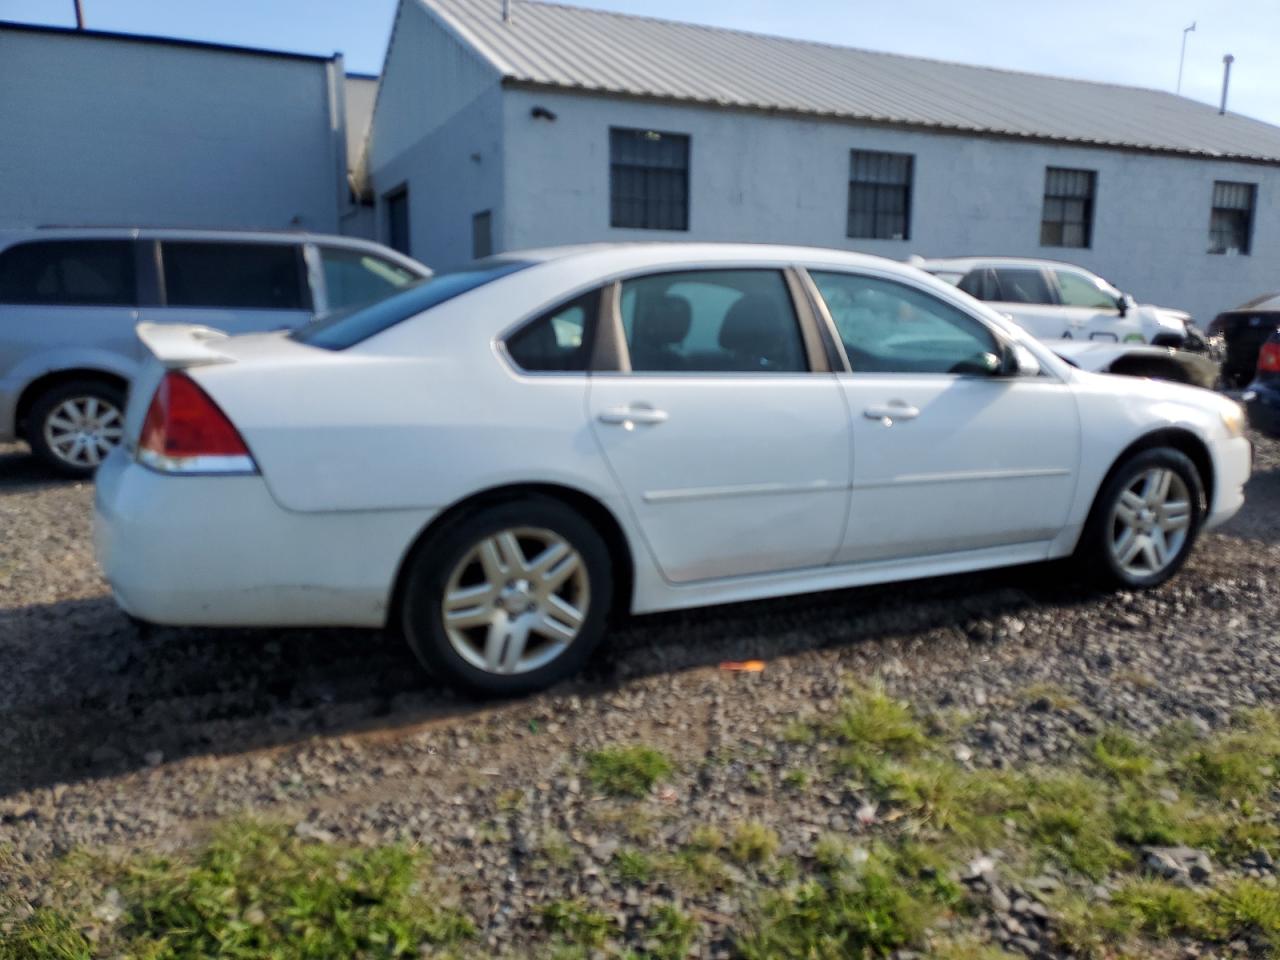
[2, 433, 1279, 956]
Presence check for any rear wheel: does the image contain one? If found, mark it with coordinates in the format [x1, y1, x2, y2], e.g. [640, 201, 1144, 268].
[1078, 448, 1203, 589]
[400, 497, 612, 695]
[27, 379, 127, 477]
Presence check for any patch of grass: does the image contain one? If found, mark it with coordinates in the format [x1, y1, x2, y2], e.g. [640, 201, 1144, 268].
[1089, 728, 1158, 782]
[829, 682, 932, 775]
[0, 821, 474, 959]
[728, 821, 779, 865]
[644, 904, 698, 960]
[781, 768, 809, 791]
[541, 899, 615, 948]
[737, 845, 939, 959]
[780, 719, 816, 744]
[929, 936, 1021, 960]
[536, 828, 577, 871]
[584, 745, 674, 798]
[1175, 710, 1280, 803]
[612, 848, 655, 886]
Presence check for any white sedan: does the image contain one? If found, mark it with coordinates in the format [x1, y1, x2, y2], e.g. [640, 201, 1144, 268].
[94, 244, 1251, 695]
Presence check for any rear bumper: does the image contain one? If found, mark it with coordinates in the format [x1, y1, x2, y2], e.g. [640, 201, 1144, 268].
[1245, 380, 1280, 439]
[1204, 434, 1252, 532]
[93, 449, 435, 628]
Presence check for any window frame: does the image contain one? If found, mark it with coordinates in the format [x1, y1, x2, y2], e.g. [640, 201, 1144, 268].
[499, 287, 604, 377]
[472, 210, 494, 261]
[1040, 167, 1097, 249]
[0, 238, 142, 308]
[608, 127, 691, 232]
[846, 149, 914, 242]
[384, 183, 411, 256]
[156, 239, 312, 312]
[797, 266, 1019, 379]
[1208, 180, 1256, 256]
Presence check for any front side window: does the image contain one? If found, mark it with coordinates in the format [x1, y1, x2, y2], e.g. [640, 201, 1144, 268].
[609, 128, 690, 231]
[811, 271, 1000, 376]
[620, 270, 805, 373]
[296, 260, 533, 350]
[1041, 167, 1096, 248]
[320, 247, 418, 311]
[1054, 269, 1119, 310]
[1209, 181, 1256, 255]
[0, 240, 136, 306]
[162, 242, 305, 310]
[847, 150, 913, 241]
[505, 290, 599, 373]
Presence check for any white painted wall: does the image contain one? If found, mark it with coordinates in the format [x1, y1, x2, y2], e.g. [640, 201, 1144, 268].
[0, 27, 344, 233]
[365, 0, 504, 266]
[499, 88, 1280, 323]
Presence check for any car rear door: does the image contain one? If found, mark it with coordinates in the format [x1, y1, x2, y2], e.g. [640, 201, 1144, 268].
[806, 267, 1080, 564]
[137, 239, 313, 336]
[586, 267, 851, 584]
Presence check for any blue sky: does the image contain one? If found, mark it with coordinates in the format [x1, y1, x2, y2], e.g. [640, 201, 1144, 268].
[6, 0, 1278, 124]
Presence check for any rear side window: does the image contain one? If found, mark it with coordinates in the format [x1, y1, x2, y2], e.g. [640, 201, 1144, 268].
[619, 270, 806, 373]
[0, 240, 136, 306]
[295, 260, 534, 350]
[320, 246, 419, 311]
[162, 242, 305, 310]
[958, 267, 1053, 305]
[505, 290, 599, 372]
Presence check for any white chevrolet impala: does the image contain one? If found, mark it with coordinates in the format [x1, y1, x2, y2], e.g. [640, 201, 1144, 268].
[94, 244, 1251, 694]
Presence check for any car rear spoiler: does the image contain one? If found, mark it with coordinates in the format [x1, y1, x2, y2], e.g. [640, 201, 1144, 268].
[136, 323, 234, 369]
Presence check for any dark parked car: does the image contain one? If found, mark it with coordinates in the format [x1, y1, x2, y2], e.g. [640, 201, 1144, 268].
[1245, 330, 1280, 438]
[1211, 292, 1280, 388]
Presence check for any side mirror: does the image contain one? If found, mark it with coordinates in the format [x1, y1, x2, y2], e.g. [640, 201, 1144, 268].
[1117, 293, 1136, 317]
[1001, 343, 1042, 378]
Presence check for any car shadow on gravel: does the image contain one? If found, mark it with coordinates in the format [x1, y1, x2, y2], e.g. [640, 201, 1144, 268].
[1, 565, 1109, 797]
[0, 443, 69, 492]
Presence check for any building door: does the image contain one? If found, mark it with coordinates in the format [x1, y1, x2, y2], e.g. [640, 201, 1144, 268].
[384, 186, 410, 256]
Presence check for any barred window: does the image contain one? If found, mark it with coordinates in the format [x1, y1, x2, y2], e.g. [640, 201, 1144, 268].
[1041, 168, 1096, 248]
[847, 150, 913, 240]
[610, 128, 690, 231]
[1209, 181, 1256, 255]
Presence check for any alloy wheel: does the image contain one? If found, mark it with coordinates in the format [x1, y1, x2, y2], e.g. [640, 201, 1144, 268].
[42, 395, 125, 469]
[440, 526, 590, 676]
[1108, 467, 1192, 579]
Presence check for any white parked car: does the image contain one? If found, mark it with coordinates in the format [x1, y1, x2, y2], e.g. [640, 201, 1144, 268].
[95, 244, 1250, 695]
[916, 256, 1194, 347]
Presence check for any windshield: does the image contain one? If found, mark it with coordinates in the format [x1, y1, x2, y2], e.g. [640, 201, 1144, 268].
[294, 259, 535, 350]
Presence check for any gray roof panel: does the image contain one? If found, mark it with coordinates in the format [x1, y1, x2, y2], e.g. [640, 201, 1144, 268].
[422, 0, 1280, 163]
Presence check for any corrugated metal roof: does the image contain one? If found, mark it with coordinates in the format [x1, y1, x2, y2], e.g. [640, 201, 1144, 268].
[421, 0, 1280, 164]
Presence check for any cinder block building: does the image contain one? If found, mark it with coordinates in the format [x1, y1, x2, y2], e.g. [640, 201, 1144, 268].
[364, 0, 1280, 322]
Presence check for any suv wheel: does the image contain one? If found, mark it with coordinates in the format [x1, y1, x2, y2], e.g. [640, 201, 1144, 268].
[400, 497, 612, 696]
[1079, 448, 1203, 589]
[28, 379, 127, 477]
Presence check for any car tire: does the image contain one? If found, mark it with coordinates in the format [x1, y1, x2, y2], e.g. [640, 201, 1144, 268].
[400, 497, 613, 696]
[1077, 447, 1203, 590]
[27, 379, 127, 478]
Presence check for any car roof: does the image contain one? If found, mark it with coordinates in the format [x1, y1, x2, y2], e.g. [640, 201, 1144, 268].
[916, 256, 1093, 273]
[500, 241, 930, 277]
[0, 226, 430, 273]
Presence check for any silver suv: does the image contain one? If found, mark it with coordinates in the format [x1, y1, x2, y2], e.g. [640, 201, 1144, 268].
[0, 228, 428, 475]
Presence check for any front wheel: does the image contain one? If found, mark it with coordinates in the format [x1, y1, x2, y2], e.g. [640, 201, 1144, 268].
[1078, 448, 1203, 589]
[27, 379, 127, 477]
[399, 497, 613, 696]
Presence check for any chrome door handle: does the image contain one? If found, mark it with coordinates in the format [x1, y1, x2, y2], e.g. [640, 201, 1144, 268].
[863, 402, 920, 424]
[598, 405, 669, 427]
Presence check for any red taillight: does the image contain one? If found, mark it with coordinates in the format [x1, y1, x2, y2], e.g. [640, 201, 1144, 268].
[1259, 341, 1280, 374]
[138, 371, 256, 473]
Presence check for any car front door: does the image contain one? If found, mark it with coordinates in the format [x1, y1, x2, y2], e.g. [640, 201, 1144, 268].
[137, 240, 313, 342]
[807, 268, 1080, 564]
[1051, 268, 1141, 343]
[587, 267, 851, 584]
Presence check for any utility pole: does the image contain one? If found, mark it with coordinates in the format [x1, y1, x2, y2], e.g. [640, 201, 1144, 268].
[1220, 54, 1234, 114]
[1176, 21, 1195, 94]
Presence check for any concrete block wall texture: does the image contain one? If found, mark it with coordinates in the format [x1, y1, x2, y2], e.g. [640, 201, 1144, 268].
[0, 27, 346, 233]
